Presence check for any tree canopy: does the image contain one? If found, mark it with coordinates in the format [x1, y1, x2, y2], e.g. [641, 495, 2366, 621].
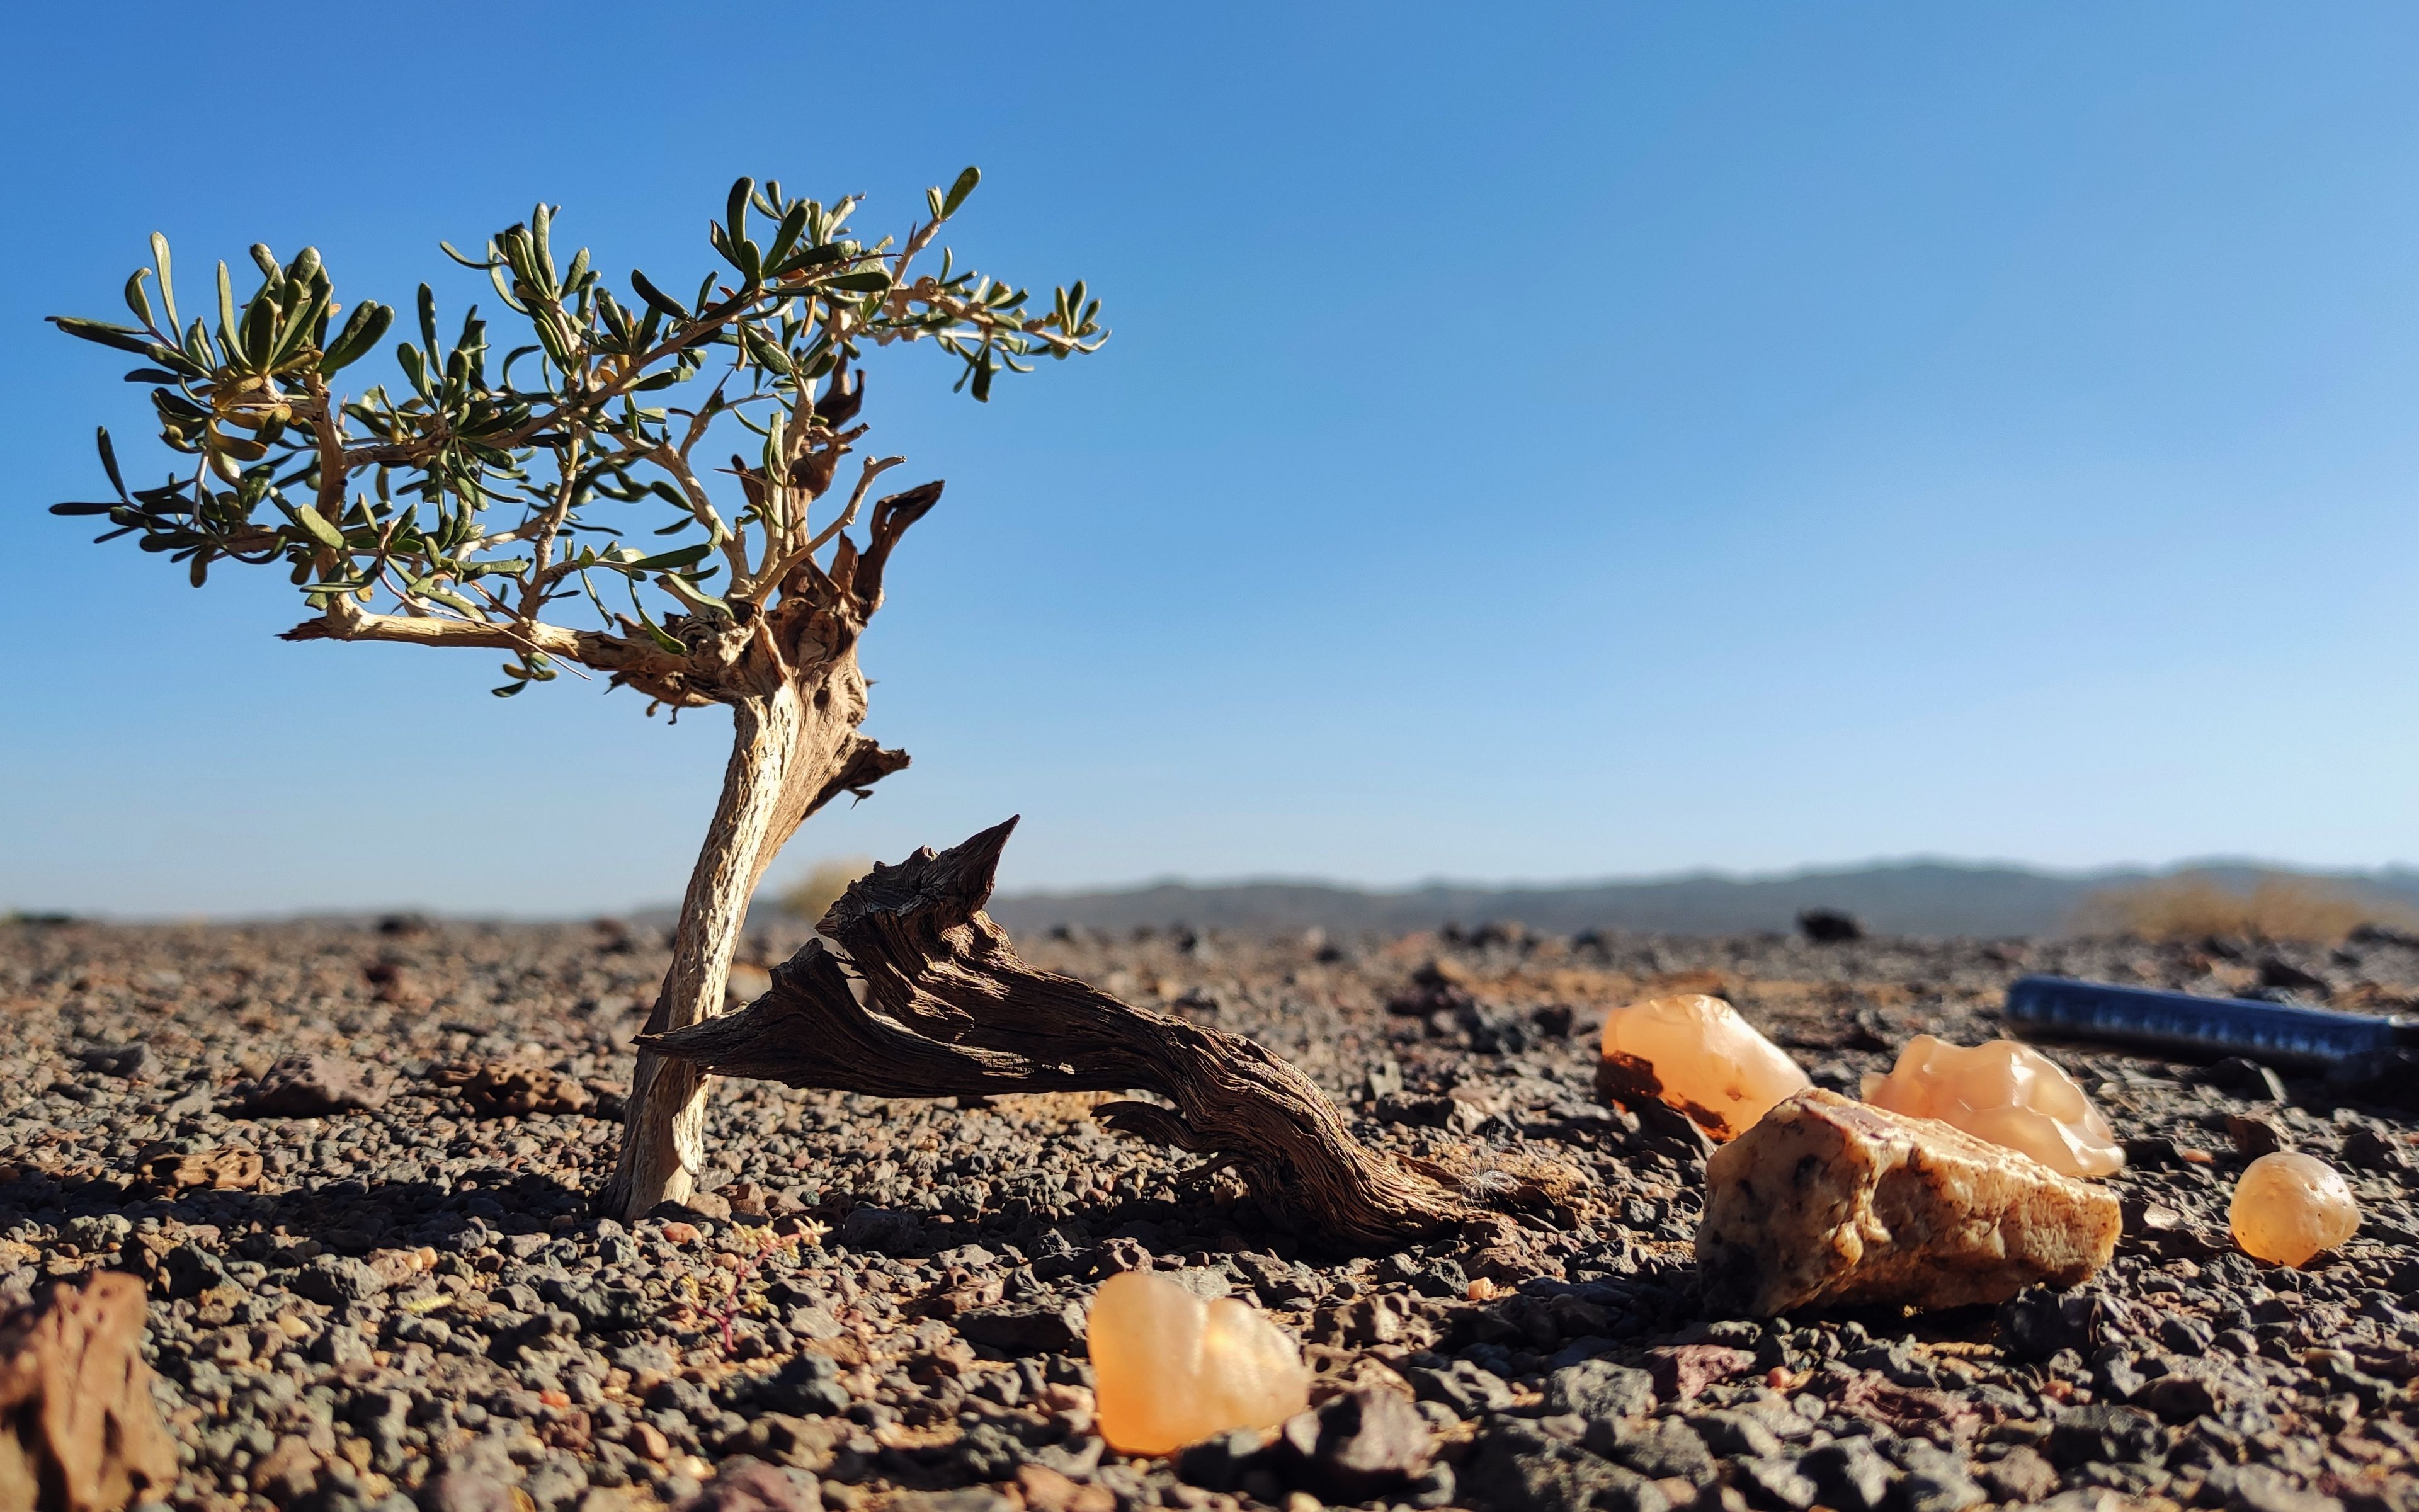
[50, 169, 1105, 706]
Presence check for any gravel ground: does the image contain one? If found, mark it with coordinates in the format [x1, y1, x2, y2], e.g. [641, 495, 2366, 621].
[3, 914, 2416, 1512]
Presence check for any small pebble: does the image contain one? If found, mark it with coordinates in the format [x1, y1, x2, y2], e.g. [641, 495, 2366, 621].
[2229, 1151, 2360, 1267]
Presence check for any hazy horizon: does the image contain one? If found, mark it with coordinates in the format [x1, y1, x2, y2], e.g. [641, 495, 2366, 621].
[30, 850, 2419, 926]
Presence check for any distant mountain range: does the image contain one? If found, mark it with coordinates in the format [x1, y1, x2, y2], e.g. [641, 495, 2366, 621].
[977, 860, 2419, 940]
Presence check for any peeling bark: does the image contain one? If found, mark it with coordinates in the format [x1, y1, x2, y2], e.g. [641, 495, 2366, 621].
[599, 487, 931, 1222]
[639, 818, 1476, 1248]
[601, 664, 906, 1220]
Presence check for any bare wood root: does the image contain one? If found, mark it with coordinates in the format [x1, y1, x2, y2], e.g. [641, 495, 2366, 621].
[639, 818, 1477, 1249]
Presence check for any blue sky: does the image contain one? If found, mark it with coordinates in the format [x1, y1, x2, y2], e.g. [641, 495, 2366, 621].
[8, 4, 2419, 915]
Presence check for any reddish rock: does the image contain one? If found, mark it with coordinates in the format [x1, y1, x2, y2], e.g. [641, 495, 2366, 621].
[246, 1435, 320, 1499]
[1820, 1370, 2004, 1442]
[229, 1054, 391, 1117]
[0, 1273, 178, 1512]
[1646, 1344, 1757, 1402]
[130, 1144, 260, 1195]
[1275, 1385, 1434, 1500]
[627, 1422, 672, 1462]
[1016, 1464, 1117, 1512]
[428, 1060, 594, 1117]
[721, 1181, 774, 1218]
[676, 1457, 821, 1511]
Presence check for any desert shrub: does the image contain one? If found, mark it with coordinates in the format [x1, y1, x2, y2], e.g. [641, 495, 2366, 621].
[781, 856, 873, 928]
[2073, 872, 2414, 943]
[46, 169, 1105, 1219]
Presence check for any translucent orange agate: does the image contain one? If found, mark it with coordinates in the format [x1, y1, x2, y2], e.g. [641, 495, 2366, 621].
[1597, 994, 1811, 1139]
[1087, 1270, 1309, 1455]
[2230, 1151, 2359, 1267]
[1860, 1035, 2122, 1178]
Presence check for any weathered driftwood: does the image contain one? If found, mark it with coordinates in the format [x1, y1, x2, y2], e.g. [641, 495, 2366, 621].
[640, 819, 1474, 1248]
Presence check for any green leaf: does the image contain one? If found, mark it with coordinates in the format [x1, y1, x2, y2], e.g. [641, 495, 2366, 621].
[239, 293, 277, 368]
[739, 326, 792, 375]
[824, 270, 891, 294]
[531, 202, 554, 289]
[726, 177, 754, 246]
[629, 269, 689, 321]
[942, 165, 981, 217]
[321, 302, 394, 373]
[49, 317, 156, 358]
[94, 427, 129, 501]
[776, 244, 855, 276]
[149, 232, 179, 331]
[767, 202, 811, 266]
[270, 303, 322, 369]
[123, 269, 155, 329]
[216, 261, 236, 346]
[487, 261, 528, 314]
[623, 542, 712, 572]
[48, 501, 117, 516]
[417, 283, 438, 356]
[287, 504, 345, 550]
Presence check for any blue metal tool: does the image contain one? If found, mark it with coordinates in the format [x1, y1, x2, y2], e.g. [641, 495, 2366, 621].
[2002, 974, 2419, 1068]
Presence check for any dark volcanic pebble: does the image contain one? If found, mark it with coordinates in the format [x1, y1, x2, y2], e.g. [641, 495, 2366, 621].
[1, 916, 2415, 1511]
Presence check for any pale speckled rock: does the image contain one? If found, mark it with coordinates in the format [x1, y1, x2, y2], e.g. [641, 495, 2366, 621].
[1695, 1088, 2119, 1316]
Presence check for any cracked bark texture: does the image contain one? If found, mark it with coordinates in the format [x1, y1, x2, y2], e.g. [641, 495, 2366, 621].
[640, 818, 1476, 1248]
[595, 484, 935, 1222]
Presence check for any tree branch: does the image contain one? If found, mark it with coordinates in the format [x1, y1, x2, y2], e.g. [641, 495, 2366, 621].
[639, 441, 751, 584]
[644, 819, 1476, 1248]
[751, 455, 903, 602]
[745, 733, 913, 894]
[280, 608, 696, 686]
[850, 480, 945, 617]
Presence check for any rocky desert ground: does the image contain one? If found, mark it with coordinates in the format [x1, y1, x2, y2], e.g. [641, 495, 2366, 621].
[2, 912, 2415, 1512]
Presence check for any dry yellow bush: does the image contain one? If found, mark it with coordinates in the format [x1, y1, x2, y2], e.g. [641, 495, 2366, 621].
[780, 855, 874, 928]
[2073, 872, 2413, 943]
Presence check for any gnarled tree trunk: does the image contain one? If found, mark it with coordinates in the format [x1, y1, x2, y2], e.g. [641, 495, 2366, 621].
[602, 685, 797, 1219]
[640, 818, 1477, 1247]
[599, 489, 929, 1222]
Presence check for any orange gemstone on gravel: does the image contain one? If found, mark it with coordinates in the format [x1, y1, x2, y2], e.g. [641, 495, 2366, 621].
[1088, 1270, 1309, 1455]
[1597, 994, 1810, 1139]
[1860, 1035, 2123, 1178]
[2229, 1151, 2360, 1267]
